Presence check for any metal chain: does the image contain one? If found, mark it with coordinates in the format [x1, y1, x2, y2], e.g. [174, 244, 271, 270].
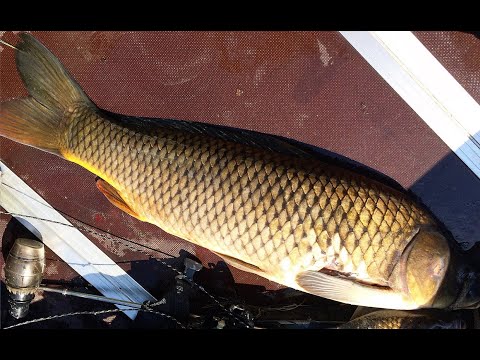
[66, 215, 252, 327]
[0, 208, 252, 328]
[146, 258, 252, 327]
[3, 307, 186, 329]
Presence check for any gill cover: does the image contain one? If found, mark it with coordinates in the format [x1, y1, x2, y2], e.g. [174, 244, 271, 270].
[403, 230, 451, 308]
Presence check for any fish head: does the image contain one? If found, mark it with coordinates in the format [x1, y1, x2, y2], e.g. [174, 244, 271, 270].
[390, 230, 453, 308]
[405, 234, 480, 310]
[404, 230, 453, 308]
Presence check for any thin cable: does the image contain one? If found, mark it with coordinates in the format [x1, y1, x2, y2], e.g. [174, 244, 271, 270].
[1, 182, 176, 257]
[0, 209, 175, 258]
[68, 216, 176, 258]
[3, 307, 185, 329]
[0, 211, 74, 227]
[0, 38, 19, 50]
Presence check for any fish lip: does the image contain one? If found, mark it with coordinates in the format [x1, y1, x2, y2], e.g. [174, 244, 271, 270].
[442, 319, 467, 329]
[428, 318, 466, 329]
[455, 319, 467, 329]
[449, 267, 480, 310]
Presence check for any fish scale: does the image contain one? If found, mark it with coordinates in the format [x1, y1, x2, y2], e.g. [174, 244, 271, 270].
[61, 103, 432, 285]
[338, 310, 466, 329]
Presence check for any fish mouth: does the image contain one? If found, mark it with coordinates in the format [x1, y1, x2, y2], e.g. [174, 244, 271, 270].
[450, 267, 480, 310]
[450, 319, 467, 329]
[429, 318, 466, 329]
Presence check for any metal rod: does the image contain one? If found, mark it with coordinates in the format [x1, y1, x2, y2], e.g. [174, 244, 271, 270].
[39, 286, 144, 309]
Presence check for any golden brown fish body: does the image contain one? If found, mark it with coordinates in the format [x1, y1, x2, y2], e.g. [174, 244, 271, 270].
[64, 105, 431, 290]
[2, 33, 480, 310]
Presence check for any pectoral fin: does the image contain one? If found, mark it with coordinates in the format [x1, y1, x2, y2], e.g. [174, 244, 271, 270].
[96, 179, 143, 221]
[296, 270, 417, 310]
[211, 251, 269, 279]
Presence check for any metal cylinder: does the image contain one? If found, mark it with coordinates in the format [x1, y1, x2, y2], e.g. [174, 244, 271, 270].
[5, 238, 45, 318]
[7, 292, 35, 319]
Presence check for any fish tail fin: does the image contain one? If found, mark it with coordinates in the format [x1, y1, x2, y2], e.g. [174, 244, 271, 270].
[1, 97, 64, 155]
[0, 33, 95, 155]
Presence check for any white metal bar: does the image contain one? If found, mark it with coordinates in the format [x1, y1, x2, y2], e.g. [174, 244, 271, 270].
[0, 161, 156, 319]
[340, 31, 480, 180]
